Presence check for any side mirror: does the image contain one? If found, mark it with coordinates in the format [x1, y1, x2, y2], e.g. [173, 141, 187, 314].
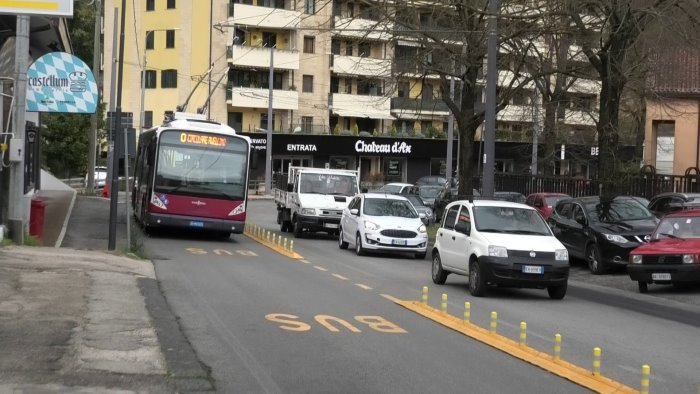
[454, 221, 471, 235]
[575, 215, 586, 226]
[287, 183, 293, 192]
[350, 208, 359, 216]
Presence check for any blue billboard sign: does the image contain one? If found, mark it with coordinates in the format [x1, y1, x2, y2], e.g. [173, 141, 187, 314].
[26, 52, 98, 113]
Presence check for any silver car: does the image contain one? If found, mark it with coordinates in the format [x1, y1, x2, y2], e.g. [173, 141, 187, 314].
[405, 195, 434, 225]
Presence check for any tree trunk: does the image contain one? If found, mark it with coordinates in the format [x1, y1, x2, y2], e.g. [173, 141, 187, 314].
[597, 70, 624, 200]
[542, 98, 558, 175]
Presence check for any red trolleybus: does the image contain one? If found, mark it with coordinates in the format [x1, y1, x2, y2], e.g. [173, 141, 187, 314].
[132, 112, 251, 236]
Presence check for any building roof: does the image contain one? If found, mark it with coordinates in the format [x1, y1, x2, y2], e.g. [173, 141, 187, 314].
[648, 47, 700, 98]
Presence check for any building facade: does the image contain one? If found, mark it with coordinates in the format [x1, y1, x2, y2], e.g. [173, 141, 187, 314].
[103, 0, 601, 182]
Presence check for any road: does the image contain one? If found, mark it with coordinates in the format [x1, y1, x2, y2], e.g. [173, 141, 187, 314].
[144, 200, 700, 393]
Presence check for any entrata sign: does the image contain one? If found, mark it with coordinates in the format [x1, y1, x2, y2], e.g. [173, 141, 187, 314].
[0, 0, 74, 17]
[26, 52, 98, 113]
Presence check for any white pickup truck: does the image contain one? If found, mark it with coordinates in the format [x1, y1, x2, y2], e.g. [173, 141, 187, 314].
[275, 166, 360, 237]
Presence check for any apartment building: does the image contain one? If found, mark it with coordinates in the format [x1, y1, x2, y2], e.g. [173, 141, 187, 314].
[103, 0, 601, 181]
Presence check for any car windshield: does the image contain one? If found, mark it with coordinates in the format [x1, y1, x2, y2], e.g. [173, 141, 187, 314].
[419, 187, 441, 198]
[473, 206, 551, 235]
[585, 200, 653, 223]
[545, 196, 568, 206]
[405, 195, 425, 207]
[363, 198, 418, 218]
[654, 216, 700, 239]
[381, 184, 403, 193]
[299, 173, 357, 196]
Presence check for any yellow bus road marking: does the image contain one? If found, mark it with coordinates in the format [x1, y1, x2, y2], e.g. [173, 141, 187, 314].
[313, 266, 328, 272]
[395, 300, 637, 394]
[265, 313, 406, 334]
[380, 294, 402, 303]
[355, 283, 372, 290]
[300, 259, 312, 264]
[332, 274, 348, 280]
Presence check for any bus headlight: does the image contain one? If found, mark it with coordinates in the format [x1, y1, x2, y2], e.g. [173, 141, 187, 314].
[229, 203, 245, 216]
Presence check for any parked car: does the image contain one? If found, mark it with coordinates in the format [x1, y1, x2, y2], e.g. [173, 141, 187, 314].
[434, 187, 481, 222]
[493, 192, 527, 204]
[84, 166, 108, 188]
[404, 194, 434, 225]
[376, 182, 414, 194]
[416, 185, 443, 208]
[526, 193, 571, 219]
[431, 199, 570, 299]
[547, 196, 658, 274]
[415, 176, 447, 187]
[647, 192, 700, 218]
[628, 210, 700, 293]
[338, 193, 429, 259]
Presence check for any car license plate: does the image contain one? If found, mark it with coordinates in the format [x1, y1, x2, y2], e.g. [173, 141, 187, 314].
[189, 221, 204, 228]
[522, 265, 544, 274]
[324, 223, 338, 229]
[652, 273, 672, 281]
[392, 239, 407, 246]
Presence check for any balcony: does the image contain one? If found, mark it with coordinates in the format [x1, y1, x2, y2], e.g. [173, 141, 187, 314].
[332, 55, 391, 78]
[227, 45, 299, 70]
[563, 110, 597, 126]
[390, 97, 450, 118]
[333, 16, 393, 41]
[497, 105, 534, 123]
[227, 86, 298, 110]
[331, 93, 392, 119]
[228, 3, 301, 29]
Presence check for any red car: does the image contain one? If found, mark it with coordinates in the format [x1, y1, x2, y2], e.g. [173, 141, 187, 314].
[628, 210, 700, 293]
[526, 193, 570, 219]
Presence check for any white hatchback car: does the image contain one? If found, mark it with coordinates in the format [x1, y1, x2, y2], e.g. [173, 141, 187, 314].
[339, 193, 428, 259]
[432, 199, 570, 299]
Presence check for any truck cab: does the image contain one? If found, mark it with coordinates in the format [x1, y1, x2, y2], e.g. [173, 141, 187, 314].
[276, 167, 360, 237]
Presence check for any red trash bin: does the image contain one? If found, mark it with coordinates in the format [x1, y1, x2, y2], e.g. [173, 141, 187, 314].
[30, 198, 46, 240]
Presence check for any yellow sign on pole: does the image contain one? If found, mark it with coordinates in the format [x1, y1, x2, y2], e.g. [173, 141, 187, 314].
[0, 0, 73, 17]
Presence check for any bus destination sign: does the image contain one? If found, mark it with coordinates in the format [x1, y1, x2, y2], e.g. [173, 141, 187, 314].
[180, 132, 227, 147]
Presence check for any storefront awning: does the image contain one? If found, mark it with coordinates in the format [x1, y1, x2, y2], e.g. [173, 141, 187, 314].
[332, 108, 395, 120]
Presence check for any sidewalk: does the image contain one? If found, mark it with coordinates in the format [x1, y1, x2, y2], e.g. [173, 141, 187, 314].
[1, 173, 212, 392]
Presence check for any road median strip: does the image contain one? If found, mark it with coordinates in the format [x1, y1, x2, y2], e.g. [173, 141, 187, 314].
[395, 299, 640, 394]
[244, 224, 303, 259]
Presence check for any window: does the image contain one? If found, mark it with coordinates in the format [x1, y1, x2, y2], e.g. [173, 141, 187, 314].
[302, 75, 313, 93]
[655, 121, 675, 175]
[145, 31, 154, 50]
[358, 42, 370, 57]
[143, 70, 156, 89]
[234, 28, 245, 45]
[262, 32, 276, 48]
[166, 30, 175, 49]
[331, 40, 340, 55]
[144, 111, 153, 128]
[301, 116, 313, 131]
[456, 206, 471, 234]
[345, 42, 353, 56]
[260, 113, 277, 130]
[443, 205, 459, 229]
[398, 81, 410, 98]
[167, 0, 175, 9]
[161, 69, 178, 88]
[146, 0, 155, 11]
[331, 77, 339, 93]
[305, 0, 315, 14]
[303, 36, 315, 54]
[511, 90, 529, 105]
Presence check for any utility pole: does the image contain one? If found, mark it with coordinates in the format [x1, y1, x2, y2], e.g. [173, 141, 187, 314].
[264, 47, 274, 194]
[88, 0, 102, 193]
[482, 0, 499, 198]
[109, 0, 127, 251]
[9, 15, 30, 244]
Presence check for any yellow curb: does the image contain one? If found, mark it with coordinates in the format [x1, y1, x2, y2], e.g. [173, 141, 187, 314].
[396, 300, 638, 394]
[244, 231, 303, 259]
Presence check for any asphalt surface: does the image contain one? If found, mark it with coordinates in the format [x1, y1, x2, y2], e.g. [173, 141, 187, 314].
[233, 200, 700, 394]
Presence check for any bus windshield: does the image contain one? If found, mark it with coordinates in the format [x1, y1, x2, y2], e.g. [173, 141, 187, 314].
[154, 130, 249, 200]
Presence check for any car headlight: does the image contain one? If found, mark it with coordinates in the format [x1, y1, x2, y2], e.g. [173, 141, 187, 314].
[300, 208, 316, 216]
[683, 254, 696, 264]
[418, 224, 427, 233]
[555, 249, 569, 261]
[488, 245, 508, 258]
[630, 255, 643, 264]
[603, 233, 628, 244]
[364, 220, 379, 231]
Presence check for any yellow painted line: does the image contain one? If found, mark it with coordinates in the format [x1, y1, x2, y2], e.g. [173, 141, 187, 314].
[243, 229, 303, 259]
[0, 1, 60, 10]
[380, 294, 402, 303]
[332, 274, 348, 280]
[299, 259, 312, 264]
[313, 266, 328, 272]
[355, 283, 373, 290]
[395, 300, 638, 394]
